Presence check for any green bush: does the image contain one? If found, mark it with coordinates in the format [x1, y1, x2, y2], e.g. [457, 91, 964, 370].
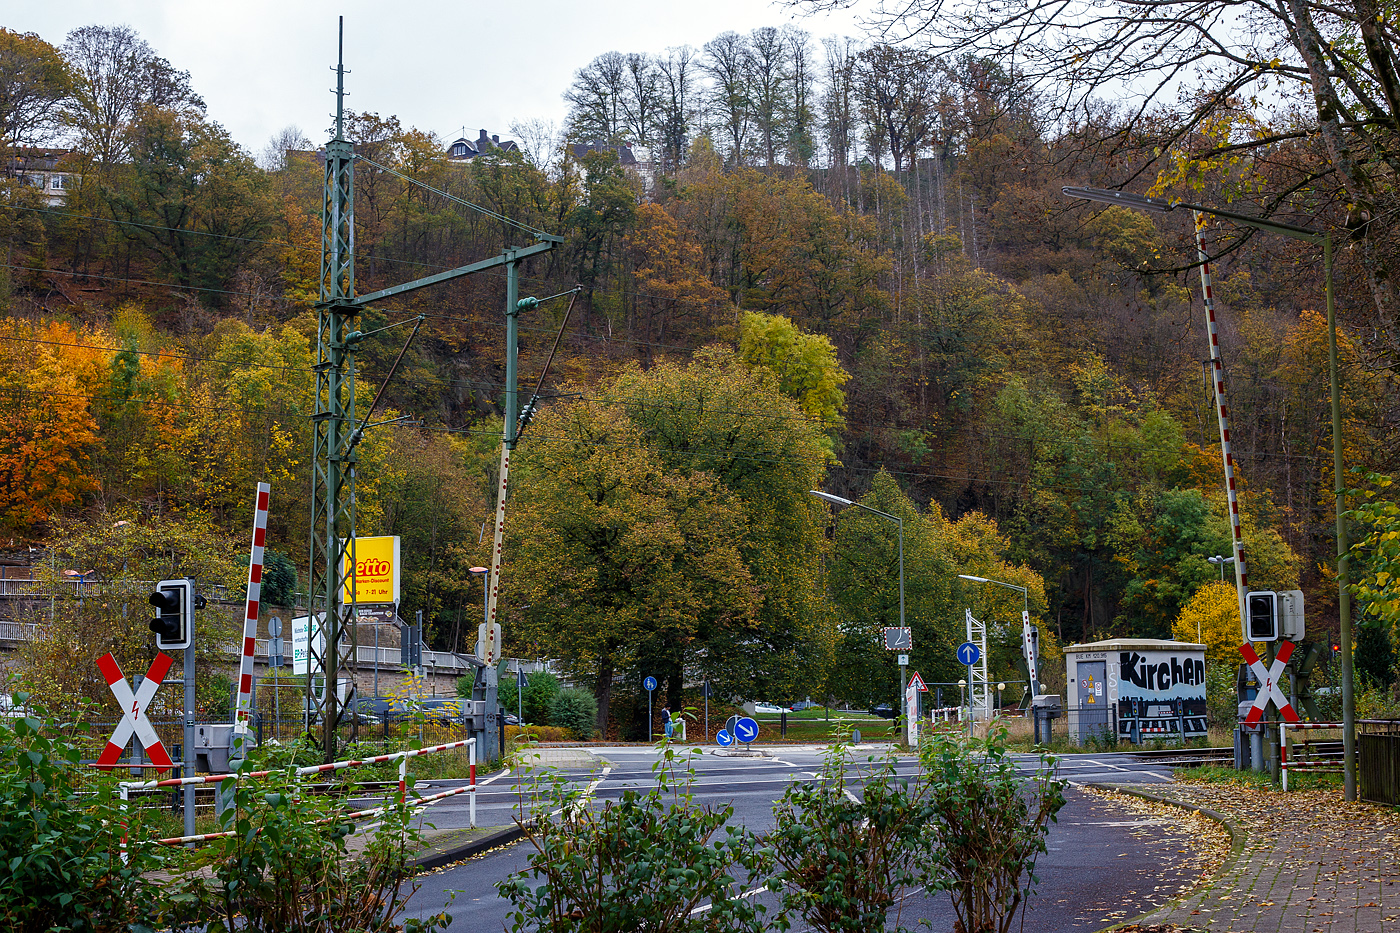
[0, 692, 170, 933]
[549, 687, 598, 740]
[766, 740, 928, 932]
[499, 748, 764, 933]
[916, 727, 1067, 933]
[522, 671, 560, 726]
[178, 761, 449, 932]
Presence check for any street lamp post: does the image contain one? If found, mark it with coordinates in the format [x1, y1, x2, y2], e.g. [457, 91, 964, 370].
[811, 490, 905, 718]
[1207, 555, 1235, 583]
[958, 574, 1029, 718]
[1063, 186, 1356, 799]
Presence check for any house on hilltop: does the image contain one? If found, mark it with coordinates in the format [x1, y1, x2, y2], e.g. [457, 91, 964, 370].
[568, 139, 654, 193]
[4, 148, 79, 206]
[447, 129, 519, 161]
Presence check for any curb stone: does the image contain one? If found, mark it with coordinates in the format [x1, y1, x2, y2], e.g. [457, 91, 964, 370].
[1085, 782, 1246, 933]
[413, 823, 525, 870]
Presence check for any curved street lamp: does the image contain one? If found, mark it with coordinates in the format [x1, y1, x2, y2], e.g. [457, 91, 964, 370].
[812, 490, 906, 723]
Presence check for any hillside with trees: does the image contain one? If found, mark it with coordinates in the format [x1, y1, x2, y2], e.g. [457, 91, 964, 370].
[2, 12, 1397, 730]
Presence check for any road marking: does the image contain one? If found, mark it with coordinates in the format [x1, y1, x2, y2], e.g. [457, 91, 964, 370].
[688, 884, 769, 915]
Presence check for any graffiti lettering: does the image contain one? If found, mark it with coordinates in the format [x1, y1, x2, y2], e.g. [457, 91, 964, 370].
[1119, 652, 1205, 690]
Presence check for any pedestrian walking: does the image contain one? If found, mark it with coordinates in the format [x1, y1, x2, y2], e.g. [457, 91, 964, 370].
[662, 707, 673, 739]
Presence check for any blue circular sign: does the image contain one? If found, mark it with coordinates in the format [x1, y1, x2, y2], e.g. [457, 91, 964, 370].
[643, 676, 657, 692]
[716, 729, 735, 747]
[956, 641, 981, 666]
[734, 716, 759, 743]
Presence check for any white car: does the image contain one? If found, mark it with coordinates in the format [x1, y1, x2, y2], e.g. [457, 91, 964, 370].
[751, 703, 786, 715]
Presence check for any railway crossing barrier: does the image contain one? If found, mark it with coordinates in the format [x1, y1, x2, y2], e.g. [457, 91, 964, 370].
[118, 737, 476, 861]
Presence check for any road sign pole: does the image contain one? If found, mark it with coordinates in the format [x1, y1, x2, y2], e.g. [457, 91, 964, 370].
[183, 641, 195, 841]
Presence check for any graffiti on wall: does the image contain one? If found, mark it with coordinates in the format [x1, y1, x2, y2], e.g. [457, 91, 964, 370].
[1117, 650, 1208, 739]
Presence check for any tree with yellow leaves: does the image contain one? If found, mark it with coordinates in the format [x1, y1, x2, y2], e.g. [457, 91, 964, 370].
[1173, 581, 1243, 663]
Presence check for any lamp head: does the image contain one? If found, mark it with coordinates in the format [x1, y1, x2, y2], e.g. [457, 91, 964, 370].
[810, 489, 853, 508]
[1062, 186, 1174, 214]
[958, 574, 989, 583]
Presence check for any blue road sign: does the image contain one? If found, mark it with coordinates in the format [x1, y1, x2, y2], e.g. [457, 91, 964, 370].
[734, 716, 759, 743]
[957, 641, 981, 666]
[643, 676, 657, 692]
[716, 729, 735, 747]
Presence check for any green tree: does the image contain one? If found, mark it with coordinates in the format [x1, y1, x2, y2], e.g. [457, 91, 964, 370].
[104, 107, 273, 296]
[822, 471, 1048, 709]
[507, 397, 760, 735]
[738, 310, 849, 454]
[0, 29, 72, 150]
[22, 511, 244, 716]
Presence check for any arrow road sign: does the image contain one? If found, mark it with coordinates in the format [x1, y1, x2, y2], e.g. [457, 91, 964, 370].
[643, 676, 658, 692]
[956, 641, 981, 666]
[908, 671, 928, 692]
[96, 652, 175, 771]
[716, 729, 735, 747]
[734, 716, 759, 743]
[1240, 640, 1300, 725]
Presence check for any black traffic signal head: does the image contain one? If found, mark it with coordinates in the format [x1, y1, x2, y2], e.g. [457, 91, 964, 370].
[148, 578, 192, 651]
[1246, 590, 1278, 642]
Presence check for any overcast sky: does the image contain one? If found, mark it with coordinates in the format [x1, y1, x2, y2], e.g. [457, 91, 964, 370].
[9, 0, 870, 157]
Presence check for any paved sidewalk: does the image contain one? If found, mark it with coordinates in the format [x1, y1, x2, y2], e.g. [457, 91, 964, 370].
[1107, 783, 1400, 932]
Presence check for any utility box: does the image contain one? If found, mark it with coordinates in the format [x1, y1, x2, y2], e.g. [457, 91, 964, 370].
[1064, 639, 1208, 745]
[194, 723, 248, 773]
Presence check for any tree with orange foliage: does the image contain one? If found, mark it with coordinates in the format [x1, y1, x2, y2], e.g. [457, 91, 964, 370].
[624, 202, 728, 345]
[0, 321, 103, 534]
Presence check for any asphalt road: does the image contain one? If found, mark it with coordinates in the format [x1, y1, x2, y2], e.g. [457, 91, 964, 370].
[398, 745, 1198, 932]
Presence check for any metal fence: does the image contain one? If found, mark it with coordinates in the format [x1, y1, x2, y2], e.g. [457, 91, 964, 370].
[1360, 720, 1400, 805]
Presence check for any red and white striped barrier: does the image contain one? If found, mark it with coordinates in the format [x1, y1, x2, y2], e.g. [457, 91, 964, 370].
[1280, 721, 1345, 791]
[119, 737, 476, 859]
[233, 482, 271, 742]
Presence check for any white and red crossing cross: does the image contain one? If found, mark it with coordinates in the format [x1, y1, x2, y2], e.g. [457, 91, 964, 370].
[96, 651, 175, 771]
[1239, 640, 1300, 726]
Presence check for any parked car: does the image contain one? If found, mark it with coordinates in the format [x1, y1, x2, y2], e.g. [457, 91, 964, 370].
[789, 700, 819, 711]
[751, 703, 786, 715]
[416, 698, 464, 725]
[869, 704, 897, 719]
[502, 711, 521, 726]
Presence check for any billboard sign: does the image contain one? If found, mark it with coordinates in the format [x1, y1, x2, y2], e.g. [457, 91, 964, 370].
[341, 535, 401, 605]
[291, 614, 323, 675]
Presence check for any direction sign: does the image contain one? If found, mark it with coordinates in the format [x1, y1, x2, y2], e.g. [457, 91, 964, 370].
[96, 652, 175, 772]
[956, 641, 981, 666]
[883, 626, 912, 651]
[1240, 641, 1300, 725]
[907, 671, 928, 692]
[643, 675, 658, 692]
[734, 716, 759, 743]
[716, 729, 735, 747]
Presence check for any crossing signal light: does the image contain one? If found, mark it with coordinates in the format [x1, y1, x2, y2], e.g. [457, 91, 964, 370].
[1246, 590, 1278, 642]
[149, 579, 193, 651]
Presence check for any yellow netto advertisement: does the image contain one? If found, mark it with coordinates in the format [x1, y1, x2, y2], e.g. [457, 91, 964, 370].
[341, 536, 401, 605]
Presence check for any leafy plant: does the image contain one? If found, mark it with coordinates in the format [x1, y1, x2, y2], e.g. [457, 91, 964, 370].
[174, 758, 447, 932]
[499, 746, 764, 933]
[522, 671, 561, 726]
[0, 689, 172, 933]
[915, 727, 1067, 933]
[765, 736, 928, 933]
[549, 687, 599, 740]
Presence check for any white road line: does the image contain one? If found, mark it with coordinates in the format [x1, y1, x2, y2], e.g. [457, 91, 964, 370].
[688, 884, 769, 915]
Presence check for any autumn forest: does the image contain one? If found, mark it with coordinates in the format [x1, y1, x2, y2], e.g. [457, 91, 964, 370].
[3, 3, 1400, 728]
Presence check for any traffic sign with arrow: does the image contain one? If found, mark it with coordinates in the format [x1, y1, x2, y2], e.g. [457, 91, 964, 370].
[956, 641, 981, 666]
[734, 716, 759, 743]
